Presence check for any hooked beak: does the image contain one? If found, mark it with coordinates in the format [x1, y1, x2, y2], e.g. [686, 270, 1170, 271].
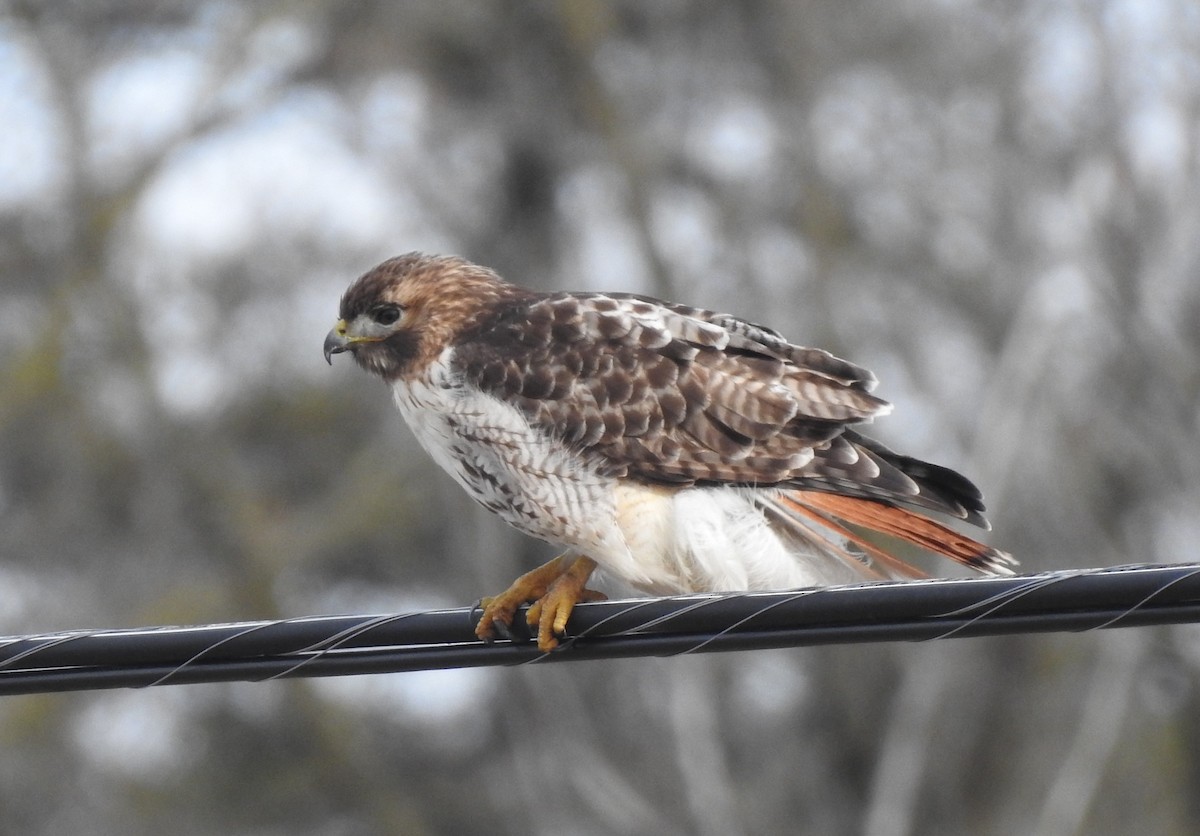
[324, 321, 351, 365]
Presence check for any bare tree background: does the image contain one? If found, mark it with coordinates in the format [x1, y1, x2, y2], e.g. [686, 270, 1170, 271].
[1, 1, 1199, 833]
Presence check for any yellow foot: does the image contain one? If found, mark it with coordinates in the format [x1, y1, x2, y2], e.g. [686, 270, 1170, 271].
[475, 554, 606, 652]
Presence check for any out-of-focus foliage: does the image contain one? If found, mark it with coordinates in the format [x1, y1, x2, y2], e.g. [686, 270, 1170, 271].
[1, 1, 1199, 833]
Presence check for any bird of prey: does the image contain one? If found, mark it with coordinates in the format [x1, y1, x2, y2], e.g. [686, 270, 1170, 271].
[325, 253, 1014, 651]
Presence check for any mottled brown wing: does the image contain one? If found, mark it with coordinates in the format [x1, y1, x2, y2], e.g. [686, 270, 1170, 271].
[451, 292, 894, 485]
[614, 297, 993, 525]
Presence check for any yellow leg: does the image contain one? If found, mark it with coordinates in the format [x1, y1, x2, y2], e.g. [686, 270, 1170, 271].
[475, 554, 606, 651]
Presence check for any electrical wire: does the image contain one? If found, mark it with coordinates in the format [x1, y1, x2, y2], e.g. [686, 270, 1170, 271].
[0, 563, 1197, 696]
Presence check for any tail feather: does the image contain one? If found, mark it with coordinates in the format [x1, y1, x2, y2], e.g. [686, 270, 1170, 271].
[776, 490, 1016, 577]
[767, 494, 927, 580]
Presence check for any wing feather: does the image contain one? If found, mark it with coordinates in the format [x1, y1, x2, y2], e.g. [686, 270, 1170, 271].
[451, 292, 989, 527]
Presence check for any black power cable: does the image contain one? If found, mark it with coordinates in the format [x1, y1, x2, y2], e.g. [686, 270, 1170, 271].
[1, 563, 1197, 696]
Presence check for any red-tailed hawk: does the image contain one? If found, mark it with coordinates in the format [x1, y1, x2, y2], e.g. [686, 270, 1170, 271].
[325, 253, 1014, 651]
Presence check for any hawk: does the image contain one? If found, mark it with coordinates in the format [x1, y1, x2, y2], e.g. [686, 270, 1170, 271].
[324, 253, 1014, 651]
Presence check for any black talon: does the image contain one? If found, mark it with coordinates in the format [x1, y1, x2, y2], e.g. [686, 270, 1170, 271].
[503, 609, 534, 642]
[469, 600, 536, 644]
[491, 618, 514, 642]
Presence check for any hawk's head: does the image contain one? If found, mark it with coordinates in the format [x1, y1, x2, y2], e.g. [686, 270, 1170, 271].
[324, 252, 530, 380]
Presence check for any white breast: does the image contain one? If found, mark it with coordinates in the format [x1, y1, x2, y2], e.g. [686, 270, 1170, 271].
[389, 351, 625, 560]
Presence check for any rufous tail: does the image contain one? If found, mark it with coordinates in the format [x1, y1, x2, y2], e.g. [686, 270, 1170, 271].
[778, 491, 1016, 578]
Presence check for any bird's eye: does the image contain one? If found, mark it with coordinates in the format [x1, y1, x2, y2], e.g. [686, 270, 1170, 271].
[371, 305, 402, 326]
